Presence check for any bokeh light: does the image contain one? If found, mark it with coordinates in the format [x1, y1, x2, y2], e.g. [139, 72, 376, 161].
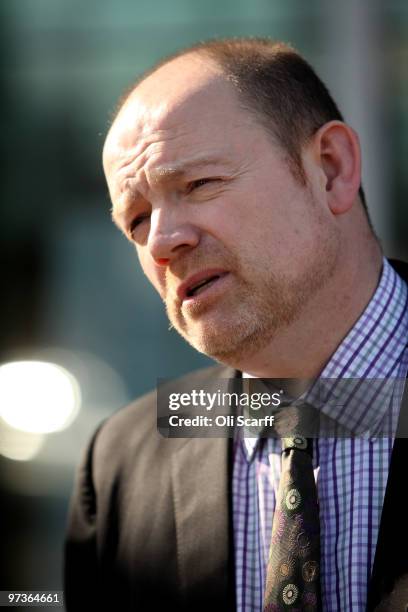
[0, 419, 45, 461]
[0, 361, 81, 434]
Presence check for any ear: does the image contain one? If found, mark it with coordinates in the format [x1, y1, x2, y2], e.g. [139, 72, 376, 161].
[311, 120, 362, 215]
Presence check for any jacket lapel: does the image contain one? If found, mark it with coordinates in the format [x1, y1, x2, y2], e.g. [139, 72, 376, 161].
[170, 366, 238, 610]
[171, 436, 234, 609]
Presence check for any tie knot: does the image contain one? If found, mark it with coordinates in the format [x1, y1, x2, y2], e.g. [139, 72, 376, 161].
[281, 436, 313, 457]
[273, 403, 320, 439]
[282, 436, 308, 451]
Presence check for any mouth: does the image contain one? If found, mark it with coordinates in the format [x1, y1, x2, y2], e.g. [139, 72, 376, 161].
[178, 269, 229, 302]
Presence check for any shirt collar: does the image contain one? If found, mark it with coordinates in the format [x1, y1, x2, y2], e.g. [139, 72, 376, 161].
[241, 258, 408, 461]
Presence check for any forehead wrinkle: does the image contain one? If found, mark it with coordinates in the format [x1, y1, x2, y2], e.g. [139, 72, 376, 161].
[111, 128, 191, 189]
[106, 121, 184, 174]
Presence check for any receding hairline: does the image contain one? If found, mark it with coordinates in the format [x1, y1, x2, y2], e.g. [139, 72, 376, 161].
[112, 38, 296, 119]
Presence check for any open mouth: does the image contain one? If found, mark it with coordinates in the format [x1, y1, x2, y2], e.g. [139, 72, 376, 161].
[186, 274, 222, 298]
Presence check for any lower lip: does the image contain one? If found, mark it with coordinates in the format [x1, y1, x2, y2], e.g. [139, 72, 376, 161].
[182, 273, 230, 308]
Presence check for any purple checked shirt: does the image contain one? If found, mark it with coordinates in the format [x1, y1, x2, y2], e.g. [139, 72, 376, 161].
[232, 258, 408, 611]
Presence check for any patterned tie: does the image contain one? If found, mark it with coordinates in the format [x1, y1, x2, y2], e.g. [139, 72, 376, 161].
[263, 409, 322, 611]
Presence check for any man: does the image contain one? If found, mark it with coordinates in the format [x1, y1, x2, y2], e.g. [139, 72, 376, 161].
[64, 39, 408, 611]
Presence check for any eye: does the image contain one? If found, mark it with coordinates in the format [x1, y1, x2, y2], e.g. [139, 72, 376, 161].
[129, 214, 150, 238]
[186, 177, 218, 193]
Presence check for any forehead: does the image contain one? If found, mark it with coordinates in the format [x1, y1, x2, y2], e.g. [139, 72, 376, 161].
[103, 55, 257, 174]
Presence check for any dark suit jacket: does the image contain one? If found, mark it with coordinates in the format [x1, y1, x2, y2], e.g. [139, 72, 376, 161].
[64, 261, 408, 612]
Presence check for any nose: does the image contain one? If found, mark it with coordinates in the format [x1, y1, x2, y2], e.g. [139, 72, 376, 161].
[147, 207, 201, 265]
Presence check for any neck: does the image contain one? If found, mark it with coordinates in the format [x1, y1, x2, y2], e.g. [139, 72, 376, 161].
[229, 236, 383, 378]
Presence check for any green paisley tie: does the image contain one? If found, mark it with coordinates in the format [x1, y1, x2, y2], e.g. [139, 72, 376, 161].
[263, 433, 322, 611]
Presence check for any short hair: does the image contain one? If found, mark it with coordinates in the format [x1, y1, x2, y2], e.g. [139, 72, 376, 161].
[118, 37, 370, 219]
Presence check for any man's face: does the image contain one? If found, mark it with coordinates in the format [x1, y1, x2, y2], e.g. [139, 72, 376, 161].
[103, 56, 340, 365]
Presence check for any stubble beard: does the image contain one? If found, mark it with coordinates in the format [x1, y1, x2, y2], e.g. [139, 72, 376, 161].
[164, 218, 340, 367]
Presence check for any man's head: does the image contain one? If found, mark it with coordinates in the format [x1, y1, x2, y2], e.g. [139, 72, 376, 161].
[103, 38, 380, 370]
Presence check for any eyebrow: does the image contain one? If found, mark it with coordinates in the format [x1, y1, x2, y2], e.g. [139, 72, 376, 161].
[112, 155, 230, 225]
[148, 155, 229, 185]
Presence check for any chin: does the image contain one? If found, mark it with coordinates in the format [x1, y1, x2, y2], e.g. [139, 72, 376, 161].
[179, 316, 276, 366]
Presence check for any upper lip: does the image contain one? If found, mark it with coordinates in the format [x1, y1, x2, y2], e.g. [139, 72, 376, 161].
[177, 269, 228, 301]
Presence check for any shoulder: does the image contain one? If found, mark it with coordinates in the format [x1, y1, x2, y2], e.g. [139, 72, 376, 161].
[95, 363, 232, 444]
[90, 363, 234, 484]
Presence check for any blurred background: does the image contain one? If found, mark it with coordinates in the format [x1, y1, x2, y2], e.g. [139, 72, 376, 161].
[0, 0, 407, 607]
